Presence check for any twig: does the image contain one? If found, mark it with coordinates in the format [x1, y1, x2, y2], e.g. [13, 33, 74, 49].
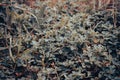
[9, 37, 15, 62]
[113, 0, 117, 27]
[0, 47, 9, 51]
[93, 21, 103, 30]
[14, 5, 39, 26]
[0, 44, 18, 51]
[23, 24, 30, 34]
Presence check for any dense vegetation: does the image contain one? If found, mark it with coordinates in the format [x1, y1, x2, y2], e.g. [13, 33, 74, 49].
[0, 0, 120, 80]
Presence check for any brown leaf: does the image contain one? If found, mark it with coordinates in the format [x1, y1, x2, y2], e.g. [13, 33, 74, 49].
[93, 38, 99, 44]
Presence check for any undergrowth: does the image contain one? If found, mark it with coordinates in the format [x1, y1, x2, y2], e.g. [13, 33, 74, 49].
[0, 0, 119, 79]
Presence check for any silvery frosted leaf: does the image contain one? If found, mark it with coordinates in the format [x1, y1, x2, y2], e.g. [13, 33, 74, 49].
[59, 36, 65, 41]
[31, 40, 39, 47]
[84, 59, 89, 63]
[114, 77, 120, 80]
[87, 52, 92, 57]
[44, 39, 49, 42]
